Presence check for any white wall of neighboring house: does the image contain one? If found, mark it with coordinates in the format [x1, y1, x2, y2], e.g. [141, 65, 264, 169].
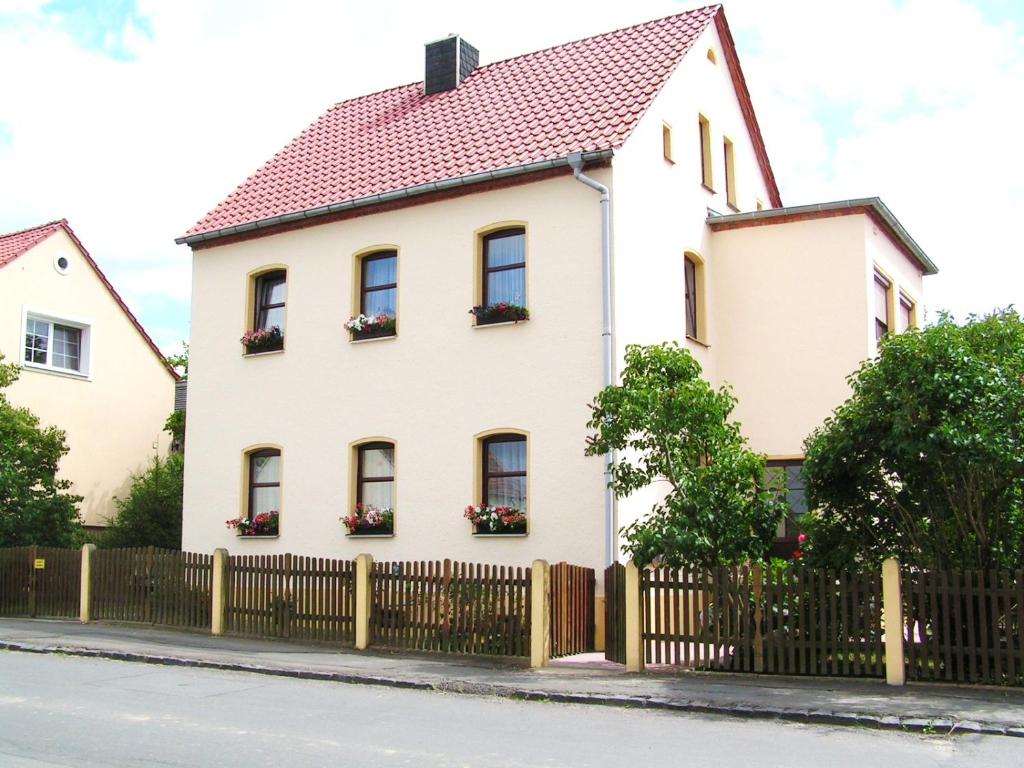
[183, 173, 610, 571]
[0, 229, 175, 526]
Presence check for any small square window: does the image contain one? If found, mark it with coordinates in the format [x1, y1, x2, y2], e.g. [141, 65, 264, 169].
[23, 312, 89, 376]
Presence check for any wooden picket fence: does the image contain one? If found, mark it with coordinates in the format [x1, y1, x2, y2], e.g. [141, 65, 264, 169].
[903, 569, 1024, 686]
[604, 562, 627, 664]
[225, 553, 355, 642]
[549, 562, 595, 658]
[640, 565, 885, 677]
[371, 559, 531, 656]
[0, 546, 80, 618]
[92, 547, 212, 629]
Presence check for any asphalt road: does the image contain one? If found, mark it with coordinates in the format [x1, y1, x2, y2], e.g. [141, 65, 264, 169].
[0, 652, 1020, 767]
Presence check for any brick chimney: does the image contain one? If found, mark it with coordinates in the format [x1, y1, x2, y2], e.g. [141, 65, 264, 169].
[424, 35, 479, 95]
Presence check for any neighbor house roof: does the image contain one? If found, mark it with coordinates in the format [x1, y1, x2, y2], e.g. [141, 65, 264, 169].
[0, 220, 180, 379]
[179, 4, 781, 246]
[706, 198, 938, 276]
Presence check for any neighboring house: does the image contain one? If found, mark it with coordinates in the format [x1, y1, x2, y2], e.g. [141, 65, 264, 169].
[0, 220, 179, 527]
[176, 5, 934, 571]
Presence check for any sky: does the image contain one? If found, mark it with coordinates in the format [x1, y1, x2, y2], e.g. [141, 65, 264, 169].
[1, 0, 1022, 356]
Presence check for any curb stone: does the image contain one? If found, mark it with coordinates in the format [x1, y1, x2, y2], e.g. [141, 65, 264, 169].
[0, 640, 1019, 739]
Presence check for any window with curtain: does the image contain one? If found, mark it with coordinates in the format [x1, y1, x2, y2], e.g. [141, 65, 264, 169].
[874, 272, 891, 346]
[898, 293, 915, 332]
[247, 449, 281, 530]
[684, 256, 698, 339]
[357, 442, 395, 510]
[482, 435, 527, 510]
[255, 270, 286, 335]
[482, 229, 526, 311]
[360, 252, 397, 320]
[767, 459, 807, 540]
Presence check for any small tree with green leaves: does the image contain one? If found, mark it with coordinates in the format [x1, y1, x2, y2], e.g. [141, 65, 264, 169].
[0, 355, 81, 547]
[802, 309, 1024, 571]
[104, 453, 184, 550]
[586, 343, 785, 568]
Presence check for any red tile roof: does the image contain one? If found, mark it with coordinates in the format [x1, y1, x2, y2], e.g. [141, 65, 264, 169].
[182, 5, 781, 243]
[0, 221, 65, 267]
[0, 219, 179, 380]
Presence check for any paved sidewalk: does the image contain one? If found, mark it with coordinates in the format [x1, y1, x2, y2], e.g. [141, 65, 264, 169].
[1, 617, 1022, 737]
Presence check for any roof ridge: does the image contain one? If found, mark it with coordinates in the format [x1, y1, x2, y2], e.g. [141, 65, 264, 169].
[322, 5, 721, 111]
[0, 219, 64, 241]
[474, 4, 721, 72]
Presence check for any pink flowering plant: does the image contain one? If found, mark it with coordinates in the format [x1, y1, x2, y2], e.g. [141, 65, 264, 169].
[345, 313, 396, 339]
[240, 326, 283, 353]
[342, 503, 394, 535]
[464, 504, 527, 534]
[226, 510, 279, 536]
[469, 302, 529, 325]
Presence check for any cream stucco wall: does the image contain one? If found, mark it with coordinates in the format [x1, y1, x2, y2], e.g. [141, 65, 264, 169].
[182, 172, 609, 573]
[608, 21, 777, 537]
[0, 229, 176, 526]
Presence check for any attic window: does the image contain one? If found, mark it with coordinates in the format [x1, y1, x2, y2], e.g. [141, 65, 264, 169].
[662, 122, 674, 163]
[723, 136, 737, 210]
[699, 115, 713, 190]
[707, 48, 717, 65]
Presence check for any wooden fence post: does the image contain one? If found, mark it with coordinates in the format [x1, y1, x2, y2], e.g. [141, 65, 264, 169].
[355, 553, 373, 650]
[752, 563, 765, 673]
[28, 544, 38, 617]
[530, 559, 550, 668]
[624, 560, 644, 672]
[881, 558, 906, 686]
[79, 544, 95, 624]
[211, 548, 228, 636]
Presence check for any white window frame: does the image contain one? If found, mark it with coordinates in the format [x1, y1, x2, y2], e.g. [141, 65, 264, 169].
[20, 307, 93, 380]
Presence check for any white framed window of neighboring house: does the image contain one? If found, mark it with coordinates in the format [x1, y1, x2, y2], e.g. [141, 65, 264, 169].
[21, 309, 91, 378]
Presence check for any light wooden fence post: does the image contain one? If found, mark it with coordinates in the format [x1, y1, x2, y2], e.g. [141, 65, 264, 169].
[624, 560, 644, 672]
[881, 558, 905, 686]
[79, 544, 95, 623]
[355, 553, 373, 650]
[211, 548, 228, 636]
[530, 559, 550, 668]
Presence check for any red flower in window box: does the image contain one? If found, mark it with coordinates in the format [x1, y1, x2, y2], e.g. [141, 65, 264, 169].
[342, 503, 394, 535]
[226, 510, 279, 536]
[240, 326, 283, 353]
[469, 303, 529, 325]
[464, 504, 527, 534]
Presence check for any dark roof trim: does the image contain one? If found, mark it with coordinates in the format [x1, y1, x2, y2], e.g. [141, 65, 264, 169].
[176, 150, 615, 247]
[706, 197, 938, 276]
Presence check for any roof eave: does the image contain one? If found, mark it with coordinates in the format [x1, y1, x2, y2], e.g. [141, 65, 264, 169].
[176, 149, 615, 247]
[706, 197, 938, 276]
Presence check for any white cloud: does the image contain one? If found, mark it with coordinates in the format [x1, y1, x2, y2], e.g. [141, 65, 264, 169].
[0, 0, 1020, 352]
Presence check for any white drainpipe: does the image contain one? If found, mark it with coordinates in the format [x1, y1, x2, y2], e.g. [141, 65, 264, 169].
[567, 152, 616, 566]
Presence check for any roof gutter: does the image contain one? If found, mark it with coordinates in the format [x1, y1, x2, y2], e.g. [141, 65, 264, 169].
[706, 197, 938, 276]
[176, 149, 615, 247]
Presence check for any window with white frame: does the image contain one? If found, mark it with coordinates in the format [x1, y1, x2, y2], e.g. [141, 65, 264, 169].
[23, 313, 90, 375]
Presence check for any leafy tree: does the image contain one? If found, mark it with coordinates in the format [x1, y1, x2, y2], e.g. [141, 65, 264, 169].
[163, 409, 185, 449]
[586, 343, 785, 567]
[0, 355, 82, 547]
[104, 453, 184, 549]
[802, 309, 1024, 571]
[166, 341, 188, 379]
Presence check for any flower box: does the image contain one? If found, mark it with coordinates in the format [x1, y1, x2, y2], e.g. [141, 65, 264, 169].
[342, 504, 394, 536]
[226, 510, 279, 537]
[345, 314, 396, 340]
[469, 303, 529, 326]
[464, 504, 527, 535]
[241, 326, 284, 354]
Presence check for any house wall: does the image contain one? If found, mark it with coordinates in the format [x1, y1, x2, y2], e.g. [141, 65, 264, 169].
[0, 230, 175, 526]
[608, 21, 777, 537]
[182, 171, 609, 572]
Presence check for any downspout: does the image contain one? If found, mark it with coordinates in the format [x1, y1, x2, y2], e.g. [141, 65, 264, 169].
[567, 152, 616, 566]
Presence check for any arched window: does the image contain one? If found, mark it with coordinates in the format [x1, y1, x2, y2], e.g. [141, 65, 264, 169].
[244, 448, 281, 536]
[345, 441, 396, 536]
[475, 227, 528, 324]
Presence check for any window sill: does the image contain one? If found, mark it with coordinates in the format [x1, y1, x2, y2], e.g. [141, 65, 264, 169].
[242, 348, 285, 358]
[345, 533, 395, 538]
[349, 334, 397, 345]
[472, 533, 528, 538]
[701, 183, 716, 194]
[726, 202, 740, 213]
[472, 320, 529, 330]
[21, 362, 91, 382]
[685, 334, 710, 349]
[235, 534, 279, 540]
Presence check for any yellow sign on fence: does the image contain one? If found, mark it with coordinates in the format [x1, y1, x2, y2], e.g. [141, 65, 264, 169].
[34, 559, 45, 570]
